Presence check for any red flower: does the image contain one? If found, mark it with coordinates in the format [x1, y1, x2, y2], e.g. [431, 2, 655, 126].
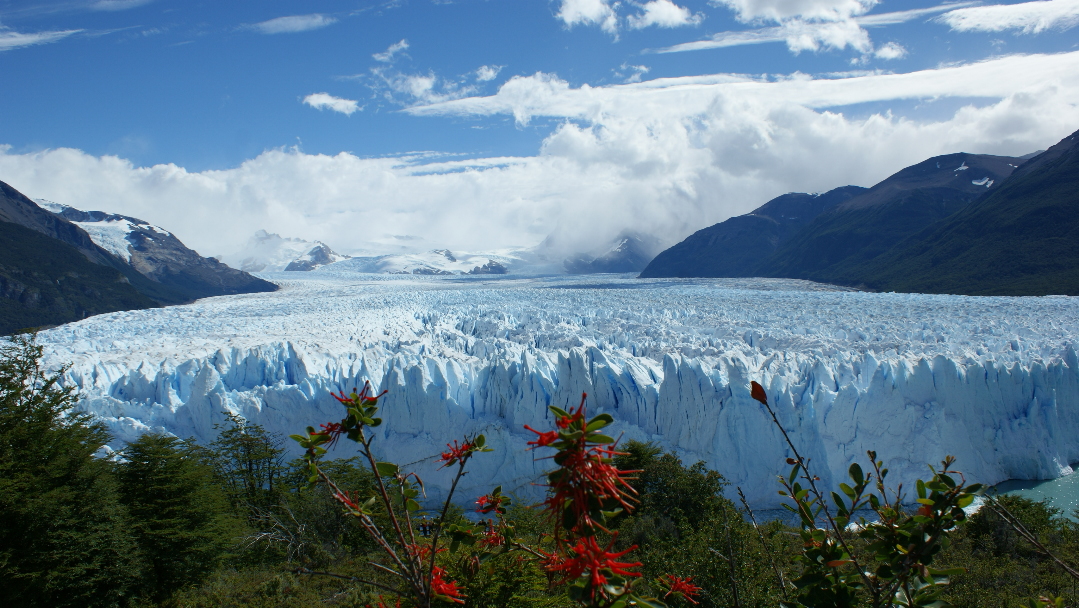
[523, 425, 559, 447]
[439, 439, 476, 468]
[542, 536, 641, 592]
[478, 527, 504, 549]
[430, 566, 465, 604]
[312, 421, 344, 448]
[662, 575, 702, 605]
[333, 489, 361, 510]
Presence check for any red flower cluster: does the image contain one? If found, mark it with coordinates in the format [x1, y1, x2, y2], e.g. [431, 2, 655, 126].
[475, 492, 509, 515]
[333, 489, 362, 511]
[523, 425, 559, 447]
[331, 382, 388, 406]
[430, 566, 465, 604]
[478, 527, 504, 549]
[538, 400, 636, 536]
[543, 536, 641, 592]
[438, 438, 476, 468]
[661, 575, 702, 605]
[312, 421, 344, 448]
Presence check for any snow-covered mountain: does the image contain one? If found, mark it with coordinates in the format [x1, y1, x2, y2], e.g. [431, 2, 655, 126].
[563, 232, 665, 274]
[38, 200, 276, 301]
[330, 249, 552, 275]
[36, 272, 1079, 508]
[221, 230, 349, 273]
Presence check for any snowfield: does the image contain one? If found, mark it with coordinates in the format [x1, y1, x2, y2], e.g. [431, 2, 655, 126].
[37, 272, 1079, 508]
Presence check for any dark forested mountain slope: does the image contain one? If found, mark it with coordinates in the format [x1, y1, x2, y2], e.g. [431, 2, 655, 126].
[756, 152, 1023, 284]
[639, 186, 866, 278]
[849, 128, 1079, 295]
[0, 220, 158, 334]
[0, 179, 277, 333]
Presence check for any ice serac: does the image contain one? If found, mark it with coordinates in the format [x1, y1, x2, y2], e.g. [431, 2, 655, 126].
[38, 274, 1079, 508]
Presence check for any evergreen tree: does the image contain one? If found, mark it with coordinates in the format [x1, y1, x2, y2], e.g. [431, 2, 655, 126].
[116, 432, 241, 602]
[208, 413, 287, 513]
[0, 334, 142, 608]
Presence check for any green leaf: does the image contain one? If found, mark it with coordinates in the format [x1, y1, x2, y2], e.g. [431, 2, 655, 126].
[956, 494, 974, 508]
[405, 498, 420, 511]
[590, 434, 615, 444]
[375, 462, 399, 477]
[849, 462, 864, 485]
[475, 434, 486, 448]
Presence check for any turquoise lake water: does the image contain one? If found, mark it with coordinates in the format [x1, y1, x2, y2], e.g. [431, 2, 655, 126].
[994, 470, 1079, 521]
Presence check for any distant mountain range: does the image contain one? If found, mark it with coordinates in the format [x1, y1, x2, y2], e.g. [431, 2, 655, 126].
[221, 229, 349, 273]
[641, 127, 1079, 296]
[0, 181, 275, 334]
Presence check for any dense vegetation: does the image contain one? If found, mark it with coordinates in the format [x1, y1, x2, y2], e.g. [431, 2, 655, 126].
[2, 334, 1078, 607]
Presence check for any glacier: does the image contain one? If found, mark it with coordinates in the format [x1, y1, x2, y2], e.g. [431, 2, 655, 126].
[35, 271, 1079, 508]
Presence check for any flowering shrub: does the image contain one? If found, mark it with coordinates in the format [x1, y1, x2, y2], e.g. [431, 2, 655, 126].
[525, 394, 699, 607]
[292, 386, 700, 607]
[750, 381, 983, 608]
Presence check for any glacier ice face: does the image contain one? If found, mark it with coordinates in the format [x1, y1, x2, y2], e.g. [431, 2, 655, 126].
[35, 273, 1079, 508]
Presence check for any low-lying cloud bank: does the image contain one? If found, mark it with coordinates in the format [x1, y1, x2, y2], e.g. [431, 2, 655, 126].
[1, 52, 1077, 260]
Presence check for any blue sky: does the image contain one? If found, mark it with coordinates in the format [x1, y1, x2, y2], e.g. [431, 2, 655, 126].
[1, 0, 1078, 257]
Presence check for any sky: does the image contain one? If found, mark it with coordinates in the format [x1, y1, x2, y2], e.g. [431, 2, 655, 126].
[1, 0, 1078, 258]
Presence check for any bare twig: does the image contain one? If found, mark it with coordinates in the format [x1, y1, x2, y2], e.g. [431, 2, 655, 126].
[738, 486, 789, 600]
[292, 567, 402, 595]
[985, 494, 1079, 580]
[755, 388, 875, 597]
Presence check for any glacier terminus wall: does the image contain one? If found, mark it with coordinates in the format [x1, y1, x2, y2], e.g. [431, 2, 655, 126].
[37, 272, 1079, 508]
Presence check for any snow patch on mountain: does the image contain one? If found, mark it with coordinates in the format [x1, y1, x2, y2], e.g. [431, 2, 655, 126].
[35, 273, 1079, 508]
[35, 199, 173, 263]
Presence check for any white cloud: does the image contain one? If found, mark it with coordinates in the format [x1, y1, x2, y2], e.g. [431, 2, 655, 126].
[252, 14, 337, 35]
[616, 63, 651, 83]
[557, 0, 620, 34]
[303, 93, 360, 116]
[373, 39, 409, 62]
[873, 41, 907, 60]
[628, 0, 703, 29]
[0, 27, 81, 51]
[367, 68, 478, 105]
[939, 0, 1079, 34]
[709, 0, 877, 22]
[662, 2, 973, 55]
[475, 65, 504, 82]
[2, 53, 1077, 259]
[92, 0, 154, 10]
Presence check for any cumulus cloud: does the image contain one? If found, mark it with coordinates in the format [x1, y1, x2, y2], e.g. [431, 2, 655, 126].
[0, 26, 81, 51]
[373, 39, 409, 62]
[939, 0, 1079, 34]
[475, 65, 504, 82]
[873, 41, 907, 59]
[557, 0, 620, 34]
[2, 53, 1077, 259]
[303, 93, 360, 115]
[628, 0, 703, 29]
[252, 14, 337, 34]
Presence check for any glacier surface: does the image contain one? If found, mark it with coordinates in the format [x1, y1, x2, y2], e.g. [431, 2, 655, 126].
[35, 272, 1079, 508]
